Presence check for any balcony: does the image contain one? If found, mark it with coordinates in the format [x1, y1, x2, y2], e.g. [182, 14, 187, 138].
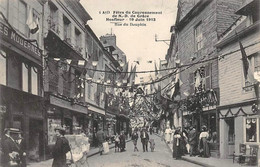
[44, 30, 85, 61]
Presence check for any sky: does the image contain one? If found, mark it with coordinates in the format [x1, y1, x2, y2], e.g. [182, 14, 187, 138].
[81, 0, 178, 80]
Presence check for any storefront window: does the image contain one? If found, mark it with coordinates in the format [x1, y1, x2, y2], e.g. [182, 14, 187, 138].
[226, 118, 234, 144]
[22, 63, 29, 92]
[0, 50, 6, 85]
[47, 118, 61, 145]
[245, 118, 258, 142]
[31, 67, 38, 95]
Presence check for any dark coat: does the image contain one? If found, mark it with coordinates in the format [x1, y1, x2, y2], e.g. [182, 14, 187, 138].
[172, 131, 184, 159]
[140, 131, 149, 143]
[96, 130, 105, 145]
[188, 129, 197, 145]
[52, 136, 70, 167]
[119, 134, 126, 150]
[1, 135, 21, 167]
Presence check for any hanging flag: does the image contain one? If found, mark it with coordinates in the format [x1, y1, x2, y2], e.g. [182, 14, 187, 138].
[26, 7, 39, 34]
[154, 61, 158, 76]
[239, 41, 255, 83]
[128, 65, 136, 86]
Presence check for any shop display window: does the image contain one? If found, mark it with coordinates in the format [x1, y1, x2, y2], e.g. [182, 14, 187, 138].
[244, 117, 259, 143]
[47, 118, 61, 145]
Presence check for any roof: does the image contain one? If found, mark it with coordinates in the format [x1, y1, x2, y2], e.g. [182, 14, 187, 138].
[236, 0, 259, 15]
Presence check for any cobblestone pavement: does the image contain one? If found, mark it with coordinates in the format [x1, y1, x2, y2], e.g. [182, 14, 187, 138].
[86, 134, 200, 167]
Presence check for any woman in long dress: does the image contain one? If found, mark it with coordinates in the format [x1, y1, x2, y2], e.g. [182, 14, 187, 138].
[172, 127, 184, 159]
[198, 126, 210, 158]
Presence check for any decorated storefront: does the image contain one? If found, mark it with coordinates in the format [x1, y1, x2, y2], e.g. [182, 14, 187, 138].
[219, 101, 260, 161]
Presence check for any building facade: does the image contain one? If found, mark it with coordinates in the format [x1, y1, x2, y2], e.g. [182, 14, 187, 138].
[0, 0, 45, 161]
[42, 0, 91, 157]
[167, 0, 244, 157]
[217, 0, 260, 159]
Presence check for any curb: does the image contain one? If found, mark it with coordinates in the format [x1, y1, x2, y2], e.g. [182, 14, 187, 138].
[181, 157, 214, 167]
[87, 139, 132, 158]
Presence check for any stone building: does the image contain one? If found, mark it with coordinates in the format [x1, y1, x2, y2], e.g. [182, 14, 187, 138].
[0, 0, 46, 161]
[166, 0, 244, 156]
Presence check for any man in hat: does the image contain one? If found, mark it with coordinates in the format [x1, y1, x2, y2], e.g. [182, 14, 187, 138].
[1, 128, 22, 166]
[52, 126, 71, 167]
[140, 128, 149, 152]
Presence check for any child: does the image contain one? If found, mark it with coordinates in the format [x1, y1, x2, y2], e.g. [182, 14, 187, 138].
[149, 139, 155, 152]
[114, 133, 120, 152]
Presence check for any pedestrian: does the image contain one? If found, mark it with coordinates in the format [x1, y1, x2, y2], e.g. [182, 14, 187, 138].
[52, 126, 71, 167]
[198, 125, 210, 158]
[182, 128, 189, 154]
[140, 128, 149, 152]
[188, 126, 197, 156]
[1, 128, 22, 167]
[149, 138, 155, 152]
[131, 129, 139, 152]
[172, 126, 184, 159]
[119, 131, 126, 152]
[114, 133, 120, 152]
[96, 127, 105, 155]
[17, 133, 26, 167]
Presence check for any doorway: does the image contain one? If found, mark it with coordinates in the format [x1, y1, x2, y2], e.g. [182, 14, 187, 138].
[28, 119, 44, 161]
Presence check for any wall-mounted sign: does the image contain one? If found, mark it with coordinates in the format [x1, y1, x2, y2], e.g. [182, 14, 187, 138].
[0, 22, 41, 57]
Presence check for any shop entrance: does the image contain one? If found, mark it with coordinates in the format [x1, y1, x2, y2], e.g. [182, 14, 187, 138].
[28, 119, 44, 161]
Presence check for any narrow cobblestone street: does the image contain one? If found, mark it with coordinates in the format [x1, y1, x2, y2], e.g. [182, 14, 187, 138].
[86, 134, 200, 167]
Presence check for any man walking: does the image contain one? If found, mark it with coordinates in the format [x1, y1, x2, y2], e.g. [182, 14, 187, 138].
[96, 127, 105, 155]
[188, 126, 197, 156]
[140, 128, 149, 152]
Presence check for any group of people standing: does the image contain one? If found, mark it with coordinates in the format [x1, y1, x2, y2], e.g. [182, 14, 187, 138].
[172, 125, 211, 159]
[131, 127, 155, 152]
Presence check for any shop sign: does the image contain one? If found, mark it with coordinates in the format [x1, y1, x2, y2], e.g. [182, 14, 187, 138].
[0, 22, 41, 57]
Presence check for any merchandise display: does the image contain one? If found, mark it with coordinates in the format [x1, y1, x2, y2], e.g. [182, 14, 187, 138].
[65, 134, 90, 162]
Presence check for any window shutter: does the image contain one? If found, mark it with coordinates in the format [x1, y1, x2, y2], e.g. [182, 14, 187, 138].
[205, 64, 211, 90]
[189, 72, 195, 95]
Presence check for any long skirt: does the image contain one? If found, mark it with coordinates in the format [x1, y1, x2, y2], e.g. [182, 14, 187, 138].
[199, 137, 210, 157]
[172, 138, 183, 159]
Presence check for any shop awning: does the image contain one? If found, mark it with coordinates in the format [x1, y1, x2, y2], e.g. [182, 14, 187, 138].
[44, 30, 85, 61]
[49, 94, 88, 114]
[87, 103, 105, 115]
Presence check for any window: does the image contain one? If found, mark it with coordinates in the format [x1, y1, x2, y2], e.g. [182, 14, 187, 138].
[195, 22, 203, 51]
[49, 2, 58, 31]
[194, 64, 211, 93]
[13, 0, 27, 36]
[31, 67, 38, 95]
[63, 15, 71, 42]
[87, 83, 94, 101]
[244, 53, 260, 91]
[22, 63, 29, 92]
[75, 28, 82, 52]
[244, 117, 259, 143]
[0, 0, 8, 17]
[0, 50, 6, 85]
[226, 118, 235, 144]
